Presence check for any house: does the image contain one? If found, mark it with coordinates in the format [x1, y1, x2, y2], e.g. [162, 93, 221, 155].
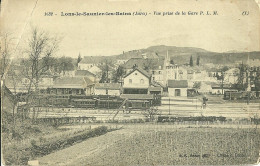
[88, 66, 102, 75]
[151, 58, 164, 84]
[51, 76, 95, 95]
[78, 56, 105, 70]
[123, 67, 151, 94]
[224, 68, 239, 84]
[94, 83, 121, 96]
[168, 80, 188, 97]
[248, 59, 260, 67]
[75, 70, 97, 82]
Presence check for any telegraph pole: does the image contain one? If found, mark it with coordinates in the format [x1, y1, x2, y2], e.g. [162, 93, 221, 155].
[168, 97, 170, 115]
[221, 71, 224, 95]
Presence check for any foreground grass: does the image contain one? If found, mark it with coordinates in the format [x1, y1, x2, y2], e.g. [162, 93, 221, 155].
[2, 111, 115, 165]
[80, 126, 260, 166]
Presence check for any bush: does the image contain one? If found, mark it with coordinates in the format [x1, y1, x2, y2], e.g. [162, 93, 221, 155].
[3, 126, 112, 165]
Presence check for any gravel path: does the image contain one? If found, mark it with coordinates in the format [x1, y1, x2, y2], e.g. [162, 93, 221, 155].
[37, 127, 135, 166]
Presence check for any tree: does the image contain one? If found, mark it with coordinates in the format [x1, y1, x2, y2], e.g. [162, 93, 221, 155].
[77, 53, 82, 68]
[100, 59, 113, 83]
[58, 56, 75, 75]
[232, 63, 248, 91]
[99, 72, 107, 83]
[22, 27, 60, 91]
[0, 33, 18, 137]
[193, 82, 201, 89]
[21, 27, 61, 121]
[196, 56, 200, 66]
[112, 65, 125, 83]
[142, 106, 159, 122]
[253, 70, 260, 91]
[143, 59, 156, 72]
[189, 56, 193, 67]
[0, 33, 15, 79]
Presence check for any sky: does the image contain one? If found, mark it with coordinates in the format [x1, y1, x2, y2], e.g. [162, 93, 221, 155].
[1, 0, 260, 58]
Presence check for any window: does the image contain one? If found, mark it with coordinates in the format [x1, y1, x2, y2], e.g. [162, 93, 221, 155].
[140, 79, 144, 84]
[159, 71, 161, 74]
[153, 77, 155, 80]
[152, 71, 155, 74]
[135, 72, 138, 75]
[129, 79, 132, 84]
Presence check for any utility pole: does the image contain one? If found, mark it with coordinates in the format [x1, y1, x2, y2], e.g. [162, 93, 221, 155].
[221, 71, 224, 95]
[168, 97, 170, 115]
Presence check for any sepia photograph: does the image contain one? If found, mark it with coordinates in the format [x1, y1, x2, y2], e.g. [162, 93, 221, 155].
[1, 0, 260, 165]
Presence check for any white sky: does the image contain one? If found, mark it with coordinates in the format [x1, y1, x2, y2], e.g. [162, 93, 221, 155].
[1, 0, 260, 58]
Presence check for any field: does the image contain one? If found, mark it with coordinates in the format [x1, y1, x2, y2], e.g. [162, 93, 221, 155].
[38, 124, 260, 166]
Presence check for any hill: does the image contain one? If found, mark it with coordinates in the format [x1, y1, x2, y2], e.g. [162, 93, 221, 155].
[113, 45, 260, 65]
[80, 45, 260, 66]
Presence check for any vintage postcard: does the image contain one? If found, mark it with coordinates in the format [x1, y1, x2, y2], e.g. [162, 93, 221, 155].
[1, 0, 260, 165]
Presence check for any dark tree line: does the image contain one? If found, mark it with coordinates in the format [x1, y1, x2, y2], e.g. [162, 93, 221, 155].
[189, 55, 200, 67]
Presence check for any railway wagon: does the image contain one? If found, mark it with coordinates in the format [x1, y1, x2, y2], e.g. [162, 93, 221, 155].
[224, 90, 241, 100]
[224, 91, 259, 100]
[158, 116, 227, 123]
[70, 98, 96, 108]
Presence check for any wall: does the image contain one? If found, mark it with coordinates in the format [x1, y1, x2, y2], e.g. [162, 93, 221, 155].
[95, 89, 120, 96]
[152, 69, 164, 83]
[123, 70, 149, 88]
[88, 66, 102, 75]
[168, 88, 187, 97]
[78, 63, 95, 70]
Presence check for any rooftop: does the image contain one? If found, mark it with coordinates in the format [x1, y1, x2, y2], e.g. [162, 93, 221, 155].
[120, 94, 154, 100]
[168, 80, 188, 88]
[75, 70, 96, 77]
[53, 77, 94, 89]
[123, 58, 164, 70]
[79, 56, 106, 64]
[95, 83, 121, 90]
[124, 67, 151, 78]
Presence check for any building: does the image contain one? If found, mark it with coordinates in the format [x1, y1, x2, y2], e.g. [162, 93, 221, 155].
[88, 66, 102, 76]
[150, 58, 164, 84]
[224, 68, 240, 84]
[5, 76, 32, 94]
[94, 83, 121, 96]
[168, 80, 188, 97]
[52, 76, 95, 96]
[78, 56, 105, 70]
[123, 67, 151, 94]
[248, 59, 260, 67]
[123, 58, 146, 74]
[75, 70, 97, 82]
